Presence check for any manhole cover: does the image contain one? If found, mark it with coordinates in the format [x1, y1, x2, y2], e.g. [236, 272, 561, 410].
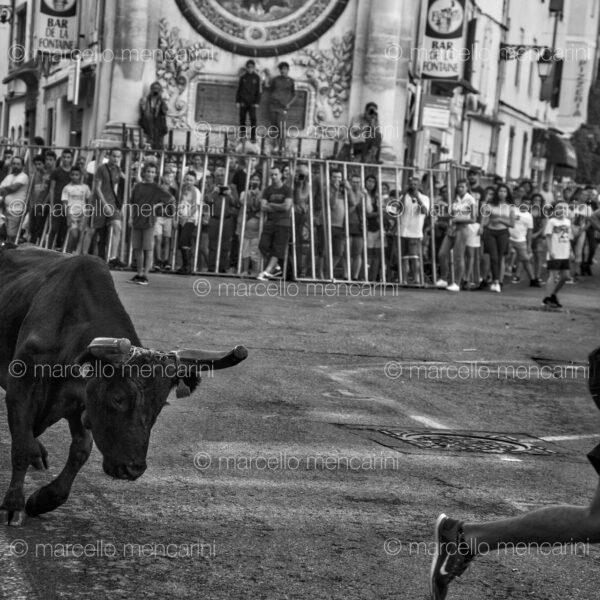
[338, 426, 558, 456]
[379, 430, 555, 455]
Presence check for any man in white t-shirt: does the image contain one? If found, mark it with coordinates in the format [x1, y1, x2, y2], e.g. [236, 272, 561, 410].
[508, 201, 538, 286]
[542, 201, 572, 308]
[0, 156, 29, 243]
[399, 175, 429, 284]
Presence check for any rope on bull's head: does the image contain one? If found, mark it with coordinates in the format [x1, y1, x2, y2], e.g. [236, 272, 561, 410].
[124, 347, 191, 398]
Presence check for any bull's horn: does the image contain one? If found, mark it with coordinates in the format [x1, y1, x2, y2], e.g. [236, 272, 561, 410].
[88, 338, 132, 363]
[174, 345, 248, 370]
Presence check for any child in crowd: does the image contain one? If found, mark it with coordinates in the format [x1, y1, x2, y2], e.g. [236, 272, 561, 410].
[464, 221, 481, 290]
[177, 172, 202, 274]
[238, 172, 262, 277]
[153, 175, 176, 271]
[530, 193, 547, 284]
[543, 201, 572, 308]
[61, 166, 91, 253]
[129, 163, 174, 285]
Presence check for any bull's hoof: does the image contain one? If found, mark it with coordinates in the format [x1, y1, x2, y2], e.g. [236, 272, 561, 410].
[8, 510, 26, 526]
[0, 508, 26, 526]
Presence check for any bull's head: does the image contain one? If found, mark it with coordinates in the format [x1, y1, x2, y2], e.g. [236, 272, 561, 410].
[79, 337, 247, 481]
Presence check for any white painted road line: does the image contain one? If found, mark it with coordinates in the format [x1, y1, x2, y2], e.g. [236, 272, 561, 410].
[408, 415, 449, 430]
[539, 434, 599, 442]
[0, 530, 35, 599]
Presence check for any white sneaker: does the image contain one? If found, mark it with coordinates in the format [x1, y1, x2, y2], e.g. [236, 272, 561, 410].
[257, 271, 270, 281]
[447, 283, 460, 292]
[436, 279, 448, 289]
[490, 282, 500, 293]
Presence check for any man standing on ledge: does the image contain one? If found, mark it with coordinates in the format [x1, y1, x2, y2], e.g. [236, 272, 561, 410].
[267, 62, 296, 152]
[139, 81, 169, 150]
[236, 60, 262, 144]
[430, 345, 600, 599]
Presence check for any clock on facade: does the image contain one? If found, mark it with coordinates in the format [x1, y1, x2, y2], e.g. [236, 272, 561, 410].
[175, 0, 350, 57]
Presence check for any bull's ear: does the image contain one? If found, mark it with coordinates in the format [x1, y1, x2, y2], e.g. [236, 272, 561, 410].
[171, 365, 202, 399]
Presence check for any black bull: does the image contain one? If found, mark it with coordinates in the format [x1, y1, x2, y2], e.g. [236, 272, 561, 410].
[0, 245, 247, 526]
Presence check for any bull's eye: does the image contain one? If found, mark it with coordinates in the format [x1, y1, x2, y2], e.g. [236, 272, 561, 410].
[111, 395, 126, 410]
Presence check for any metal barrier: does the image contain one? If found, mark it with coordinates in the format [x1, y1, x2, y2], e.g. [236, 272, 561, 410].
[0, 142, 465, 288]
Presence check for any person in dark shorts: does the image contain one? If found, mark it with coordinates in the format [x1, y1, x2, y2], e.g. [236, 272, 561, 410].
[93, 148, 125, 267]
[542, 201, 572, 308]
[257, 166, 292, 281]
[267, 62, 296, 150]
[430, 345, 600, 600]
[129, 163, 173, 285]
[316, 169, 355, 280]
[46, 149, 73, 249]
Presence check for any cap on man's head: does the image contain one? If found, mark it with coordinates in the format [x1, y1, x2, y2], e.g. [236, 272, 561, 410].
[246, 59, 256, 67]
[366, 102, 378, 111]
[467, 168, 479, 176]
[278, 61, 290, 70]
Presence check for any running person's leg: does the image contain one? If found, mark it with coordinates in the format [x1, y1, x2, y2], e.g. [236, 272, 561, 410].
[431, 346, 600, 600]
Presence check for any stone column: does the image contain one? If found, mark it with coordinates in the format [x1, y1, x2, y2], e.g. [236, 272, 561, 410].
[100, 0, 155, 139]
[359, 0, 407, 161]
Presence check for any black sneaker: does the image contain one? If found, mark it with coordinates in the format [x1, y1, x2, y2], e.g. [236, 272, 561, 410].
[550, 294, 562, 308]
[108, 258, 127, 271]
[477, 279, 489, 291]
[430, 514, 475, 600]
[542, 296, 559, 308]
[529, 279, 541, 288]
[130, 274, 142, 284]
[137, 276, 149, 286]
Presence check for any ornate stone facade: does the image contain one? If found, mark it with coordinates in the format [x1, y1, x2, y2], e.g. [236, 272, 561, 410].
[156, 18, 219, 129]
[293, 32, 354, 124]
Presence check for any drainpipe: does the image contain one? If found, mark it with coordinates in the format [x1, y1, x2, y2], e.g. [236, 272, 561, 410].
[90, 0, 105, 142]
[489, 0, 510, 176]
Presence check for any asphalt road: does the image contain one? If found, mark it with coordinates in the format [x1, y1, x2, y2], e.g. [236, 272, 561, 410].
[1, 271, 599, 600]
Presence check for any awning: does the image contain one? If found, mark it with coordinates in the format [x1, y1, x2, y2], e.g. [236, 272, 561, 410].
[546, 132, 578, 169]
[429, 78, 479, 95]
[2, 59, 39, 87]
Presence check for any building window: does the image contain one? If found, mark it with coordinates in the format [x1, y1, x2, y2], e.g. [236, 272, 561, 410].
[507, 126, 516, 179]
[520, 132, 529, 177]
[528, 39, 537, 97]
[515, 28, 525, 87]
[14, 7, 27, 65]
[479, 23, 493, 95]
[194, 82, 308, 131]
[47, 108, 54, 146]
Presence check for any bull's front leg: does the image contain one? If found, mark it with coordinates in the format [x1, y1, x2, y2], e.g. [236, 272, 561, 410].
[0, 389, 44, 526]
[26, 413, 92, 517]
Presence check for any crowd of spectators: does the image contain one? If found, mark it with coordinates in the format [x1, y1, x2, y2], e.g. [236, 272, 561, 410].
[0, 145, 598, 306]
